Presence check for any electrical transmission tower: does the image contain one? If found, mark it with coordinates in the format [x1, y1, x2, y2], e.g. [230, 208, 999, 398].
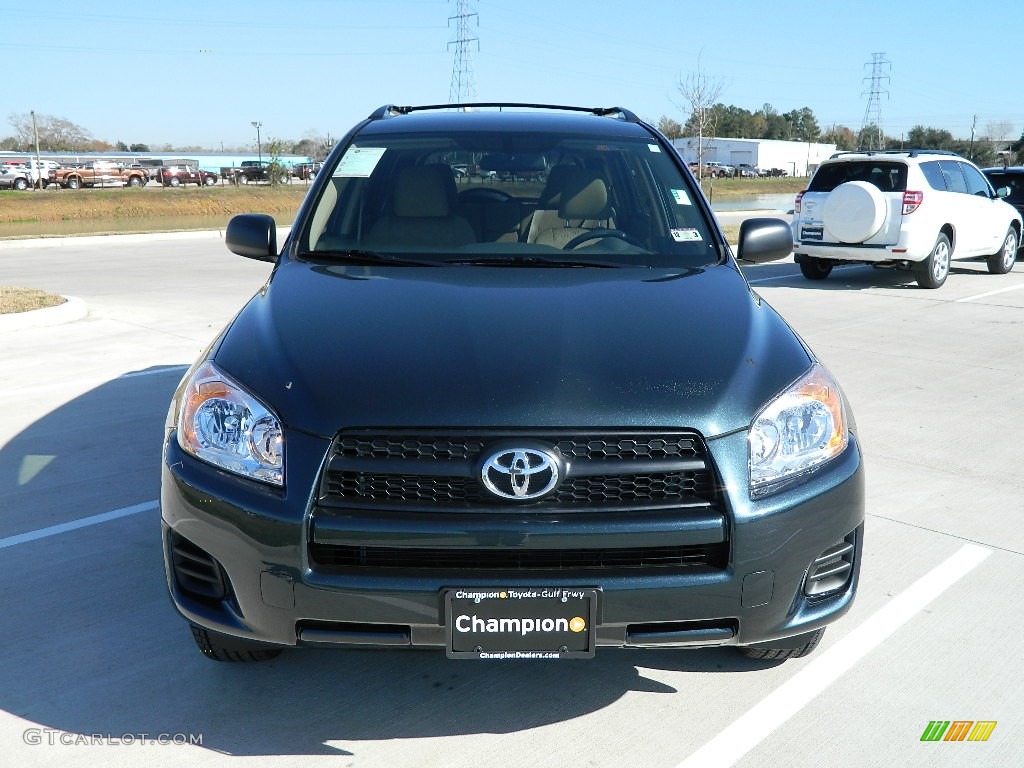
[860, 52, 890, 150]
[448, 0, 479, 105]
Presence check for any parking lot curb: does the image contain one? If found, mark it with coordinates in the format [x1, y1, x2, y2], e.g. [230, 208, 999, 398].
[0, 296, 87, 331]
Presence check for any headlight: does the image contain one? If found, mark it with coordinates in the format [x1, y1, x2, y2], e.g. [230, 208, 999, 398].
[176, 361, 284, 486]
[748, 364, 848, 497]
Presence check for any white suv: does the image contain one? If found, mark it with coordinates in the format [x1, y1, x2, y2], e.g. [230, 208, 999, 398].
[791, 150, 1022, 288]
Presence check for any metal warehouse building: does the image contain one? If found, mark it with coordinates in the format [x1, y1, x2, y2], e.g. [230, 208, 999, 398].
[672, 137, 838, 177]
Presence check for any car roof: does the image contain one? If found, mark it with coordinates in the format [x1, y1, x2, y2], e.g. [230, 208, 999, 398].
[355, 104, 656, 140]
[825, 149, 966, 163]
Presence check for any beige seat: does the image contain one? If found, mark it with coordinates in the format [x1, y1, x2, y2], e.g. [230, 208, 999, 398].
[365, 164, 476, 248]
[532, 169, 614, 249]
[524, 165, 577, 243]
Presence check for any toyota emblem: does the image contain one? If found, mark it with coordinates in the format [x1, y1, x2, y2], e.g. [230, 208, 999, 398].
[481, 448, 560, 500]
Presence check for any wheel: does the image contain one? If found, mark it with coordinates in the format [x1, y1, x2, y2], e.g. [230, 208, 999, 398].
[13, 177, 28, 191]
[986, 228, 1018, 275]
[915, 233, 951, 289]
[204, 174, 217, 186]
[66, 177, 80, 190]
[189, 624, 282, 662]
[168, 176, 181, 187]
[239, 174, 249, 185]
[739, 628, 825, 660]
[127, 175, 143, 188]
[799, 257, 833, 280]
[562, 229, 646, 250]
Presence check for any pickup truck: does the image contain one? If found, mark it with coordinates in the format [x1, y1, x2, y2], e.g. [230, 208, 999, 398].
[220, 160, 289, 185]
[48, 161, 149, 189]
[160, 164, 219, 187]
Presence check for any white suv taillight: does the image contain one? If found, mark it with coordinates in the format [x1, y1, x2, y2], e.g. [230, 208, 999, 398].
[795, 190, 805, 214]
[902, 190, 924, 215]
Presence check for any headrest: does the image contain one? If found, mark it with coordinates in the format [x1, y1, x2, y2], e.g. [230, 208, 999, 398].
[392, 164, 456, 217]
[558, 169, 611, 220]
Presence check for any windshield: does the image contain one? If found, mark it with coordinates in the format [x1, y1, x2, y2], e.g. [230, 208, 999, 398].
[297, 130, 719, 268]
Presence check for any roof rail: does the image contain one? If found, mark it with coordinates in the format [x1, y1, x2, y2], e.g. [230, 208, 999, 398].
[828, 148, 964, 159]
[367, 103, 640, 123]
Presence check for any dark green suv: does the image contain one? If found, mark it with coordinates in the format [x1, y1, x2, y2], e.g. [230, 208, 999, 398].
[161, 103, 864, 662]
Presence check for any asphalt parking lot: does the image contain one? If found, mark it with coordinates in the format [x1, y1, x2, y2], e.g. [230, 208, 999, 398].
[1, 229, 1022, 767]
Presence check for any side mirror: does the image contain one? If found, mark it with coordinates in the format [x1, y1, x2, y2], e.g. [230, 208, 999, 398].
[736, 217, 793, 263]
[995, 186, 1011, 199]
[226, 214, 278, 262]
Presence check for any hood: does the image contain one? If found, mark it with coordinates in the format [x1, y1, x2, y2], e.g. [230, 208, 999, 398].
[214, 261, 812, 438]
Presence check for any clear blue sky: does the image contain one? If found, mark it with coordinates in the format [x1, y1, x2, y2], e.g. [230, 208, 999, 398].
[2, 0, 1021, 149]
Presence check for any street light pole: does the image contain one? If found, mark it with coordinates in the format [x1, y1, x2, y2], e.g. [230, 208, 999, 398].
[251, 121, 263, 164]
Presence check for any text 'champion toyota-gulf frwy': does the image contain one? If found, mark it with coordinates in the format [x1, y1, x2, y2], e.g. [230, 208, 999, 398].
[161, 103, 865, 662]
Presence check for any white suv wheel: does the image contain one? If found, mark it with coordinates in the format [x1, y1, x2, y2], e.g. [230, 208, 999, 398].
[986, 228, 1018, 275]
[822, 181, 887, 243]
[916, 233, 951, 289]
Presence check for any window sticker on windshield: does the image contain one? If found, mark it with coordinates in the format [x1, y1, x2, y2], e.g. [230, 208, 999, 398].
[670, 228, 703, 243]
[647, 144, 661, 152]
[334, 147, 386, 177]
[670, 189, 692, 205]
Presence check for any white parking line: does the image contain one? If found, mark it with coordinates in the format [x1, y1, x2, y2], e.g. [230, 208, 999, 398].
[675, 543, 991, 768]
[0, 500, 158, 550]
[955, 283, 1024, 303]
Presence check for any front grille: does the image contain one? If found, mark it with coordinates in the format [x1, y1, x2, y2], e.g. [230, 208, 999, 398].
[312, 429, 728, 574]
[309, 542, 728, 571]
[321, 430, 720, 510]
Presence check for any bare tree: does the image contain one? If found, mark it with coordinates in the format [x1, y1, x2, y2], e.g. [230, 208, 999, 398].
[7, 112, 92, 151]
[674, 58, 723, 177]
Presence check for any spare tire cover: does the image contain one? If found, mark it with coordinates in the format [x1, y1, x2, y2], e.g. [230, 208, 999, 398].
[822, 180, 887, 243]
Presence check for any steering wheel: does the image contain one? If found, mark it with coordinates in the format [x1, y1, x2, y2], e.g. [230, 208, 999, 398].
[563, 229, 645, 250]
[458, 187, 515, 203]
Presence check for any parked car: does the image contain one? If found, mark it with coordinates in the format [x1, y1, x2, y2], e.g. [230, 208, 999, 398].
[294, 161, 322, 180]
[700, 161, 735, 178]
[160, 164, 218, 187]
[162, 102, 864, 664]
[0, 164, 31, 191]
[736, 163, 762, 178]
[792, 149, 1021, 288]
[982, 166, 1024, 222]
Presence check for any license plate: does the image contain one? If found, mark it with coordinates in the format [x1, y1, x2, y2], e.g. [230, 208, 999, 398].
[445, 588, 597, 659]
[800, 226, 824, 241]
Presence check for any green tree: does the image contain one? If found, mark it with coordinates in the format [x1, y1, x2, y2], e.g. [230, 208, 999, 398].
[264, 138, 290, 185]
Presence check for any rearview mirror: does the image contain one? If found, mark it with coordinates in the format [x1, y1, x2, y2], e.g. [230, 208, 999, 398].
[736, 218, 793, 263]
[226, 214, 278, 262]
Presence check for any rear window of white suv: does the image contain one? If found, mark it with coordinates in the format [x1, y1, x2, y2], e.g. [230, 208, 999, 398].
[808, 161, 907, 193]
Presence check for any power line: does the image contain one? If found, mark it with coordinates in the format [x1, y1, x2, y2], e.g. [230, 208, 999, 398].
[448, 0, 479, 104]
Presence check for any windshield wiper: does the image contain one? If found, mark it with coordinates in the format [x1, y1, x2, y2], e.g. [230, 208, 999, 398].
[299, 249, 441, 267]
[444, 255, 619, 268]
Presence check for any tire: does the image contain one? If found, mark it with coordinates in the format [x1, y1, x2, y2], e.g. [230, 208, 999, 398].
[14, 178, 29, 191]
[204, 174, 217, 186]
[239, 175, 249, 185]
[127, 175, 143, 188]
[799, 258, 833, 280]
[189, 624, 282, 662]
[822, 181, 887, 243]
[66, 177, 80, 190]
[169, 176, 181, 187]
[986, 228, 1018, 275]
[915, 233, 952, 289]
[739, 628, 825, 660]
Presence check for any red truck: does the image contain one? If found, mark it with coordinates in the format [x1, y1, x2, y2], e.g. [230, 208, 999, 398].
[49, 161, 149, 189]
[160, 163, 219, 187]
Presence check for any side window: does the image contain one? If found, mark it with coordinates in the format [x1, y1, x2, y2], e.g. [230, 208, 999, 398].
[919, 161, 946, 190]
[937, 160, 968, 194]
[960, 163, 991, 197]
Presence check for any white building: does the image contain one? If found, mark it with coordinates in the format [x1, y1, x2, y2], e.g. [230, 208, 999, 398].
[672, 137, 838, 177]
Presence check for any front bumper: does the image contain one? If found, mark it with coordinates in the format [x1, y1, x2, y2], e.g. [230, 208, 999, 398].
[161, 427, 865, 653]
